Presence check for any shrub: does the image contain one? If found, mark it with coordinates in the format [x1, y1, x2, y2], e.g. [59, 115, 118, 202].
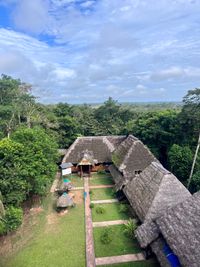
[123, 219, 137, 239]
[100, 228, 113, 244]
[119, 204, 129, 213]
[97, 170, 106, 175]
[89, 190, 93, 195]
[0, 220, 6, 235]
[90, 203, 94, 209]
[5, 206, 23, 232]
[95, 206, 106, 214]
[111, 189, 116, 197]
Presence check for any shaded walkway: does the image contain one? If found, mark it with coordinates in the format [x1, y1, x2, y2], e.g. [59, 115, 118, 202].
[50, 172, 60, 193]
[93, 219, 128, 227]
[84, 177, 96, 267]
[95, 253, 145, 265]
[91, 199, 118, 204]
[89, 185, 114, 189]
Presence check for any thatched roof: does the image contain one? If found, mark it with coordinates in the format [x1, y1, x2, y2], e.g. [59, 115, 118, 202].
[112, 135, 158, 180]
[57, 193, 74, 208]
[78, 152, 95, 166]
[135, 220, 159, 248]
[155, 192, 200, 267]
[63, 136, 125, 164]
[109, 164, 127, 190]
[124, 162, 191, 222]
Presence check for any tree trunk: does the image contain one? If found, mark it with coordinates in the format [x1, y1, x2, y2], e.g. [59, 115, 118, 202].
[187, 132, 200, 189]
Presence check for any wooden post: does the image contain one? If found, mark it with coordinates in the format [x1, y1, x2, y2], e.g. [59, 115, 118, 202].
[80, 165, 83, 178]
[187, 132, 200, 189]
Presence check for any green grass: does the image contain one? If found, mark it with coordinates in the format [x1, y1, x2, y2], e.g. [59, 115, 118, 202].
[93, 225, 141, 257]
[90, 188, 116, 200]
[0, 194, 85, 267]
[89, 175, 114, 186]
[65, 173, 84, 187]
[98, 259, 160, 267]
[92, 203, 131, 222]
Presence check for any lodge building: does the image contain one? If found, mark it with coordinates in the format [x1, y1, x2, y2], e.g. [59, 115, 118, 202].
[62, 135, 200, 267]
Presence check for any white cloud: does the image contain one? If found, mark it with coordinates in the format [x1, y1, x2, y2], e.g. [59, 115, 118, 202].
[0, 0, 200, 102]
[12, 0, 51, 34]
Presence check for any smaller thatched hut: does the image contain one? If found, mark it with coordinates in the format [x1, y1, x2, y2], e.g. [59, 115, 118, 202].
[57, 193, 74, 208]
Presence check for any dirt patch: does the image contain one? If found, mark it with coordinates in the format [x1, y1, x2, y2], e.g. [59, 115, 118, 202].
[70, 190, 84, 204]
[30, 206, 43, 214]
[0, 206, 41, 257]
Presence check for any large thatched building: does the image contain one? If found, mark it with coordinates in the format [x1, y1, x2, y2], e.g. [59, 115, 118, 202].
[63, 135, 200, 267]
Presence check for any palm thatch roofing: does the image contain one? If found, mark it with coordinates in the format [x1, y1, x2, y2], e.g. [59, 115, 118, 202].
[112, 135, 158, 180]
[155, 192, 200, 267]
[77, 152, 95, 166]
[57, 193, 74, 208]
[124, 161, 191, 222]
[109, 164, 127, 190]
[63, 136, 126, 164]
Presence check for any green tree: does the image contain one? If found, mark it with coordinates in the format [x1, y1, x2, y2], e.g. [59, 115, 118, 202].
[168, 144, 193, 183]
[12, 127, 58, 195]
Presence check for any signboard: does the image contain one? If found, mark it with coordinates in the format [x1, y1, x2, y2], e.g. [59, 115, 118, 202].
[62, 168, 72, 176]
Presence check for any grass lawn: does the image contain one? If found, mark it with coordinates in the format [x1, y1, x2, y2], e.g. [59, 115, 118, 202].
[89, 175, 114, 186]
[0, 194, 85, 267]
[92, 203, 131, 222]
[93, 225, 141, 257]
[98, 259, 160, 267]
[65, 173, 84, 187]
[90, 188, 116, 200]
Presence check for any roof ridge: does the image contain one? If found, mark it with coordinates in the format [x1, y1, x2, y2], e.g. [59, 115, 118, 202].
[103, 137, 115, 152]
[119, 140, 138, 171]
[145, 170, 190, 220]
[62, 138, 80, 163]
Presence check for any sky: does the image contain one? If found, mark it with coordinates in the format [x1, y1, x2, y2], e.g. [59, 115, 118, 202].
[0, 0, 200, 104]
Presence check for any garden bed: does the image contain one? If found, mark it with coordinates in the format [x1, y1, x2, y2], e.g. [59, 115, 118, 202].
[92, 203, 131, 222]
[90, 188, 116, 200]
[93, 224, 141, 257]
[89, 175, 114, 186]
[98, 259, 160, 267]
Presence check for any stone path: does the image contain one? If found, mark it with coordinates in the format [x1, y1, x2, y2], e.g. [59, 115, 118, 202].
[72, 186, 84, 190]
[89, 185, 114, 189]
[50, 172, 60, 193]
[84, 177, 96, 267]
[95, 253, 145, 265]
[93, 220, 128, 227]
[91, 199, 118, 204]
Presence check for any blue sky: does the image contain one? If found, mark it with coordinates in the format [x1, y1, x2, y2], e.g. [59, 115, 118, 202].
[0, 0, 200, 103]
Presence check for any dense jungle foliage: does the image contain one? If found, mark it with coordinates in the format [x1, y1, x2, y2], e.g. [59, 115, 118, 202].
[0, 74, 199, 233]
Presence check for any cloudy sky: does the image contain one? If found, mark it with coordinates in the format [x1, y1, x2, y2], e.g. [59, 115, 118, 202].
[0, 0, 200, 103]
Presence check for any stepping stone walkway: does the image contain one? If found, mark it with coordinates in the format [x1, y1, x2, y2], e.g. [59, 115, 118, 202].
[93, 220, 128, 227]
[89, 185, 114, 189]
[91, 199, 118, 204]
[84, 177, 96, 267]
[95, 253, 145, 265]
[50, 172, 60, 193]
[71, 186, 84, 190]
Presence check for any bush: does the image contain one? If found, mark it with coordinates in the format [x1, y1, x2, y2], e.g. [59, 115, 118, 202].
[95, 206, 106, 214]
[123, 219, 137, 239]
[119, 204, 129, 213]
[0, 220, 6, 235]
[90, 203, 94, 209]
[5, 206, 23, 232]
[89, 190, 93, 195]
[100, 228, 113, 244]
[111, 189, 116, 197]
[97, 170, 106, 175]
